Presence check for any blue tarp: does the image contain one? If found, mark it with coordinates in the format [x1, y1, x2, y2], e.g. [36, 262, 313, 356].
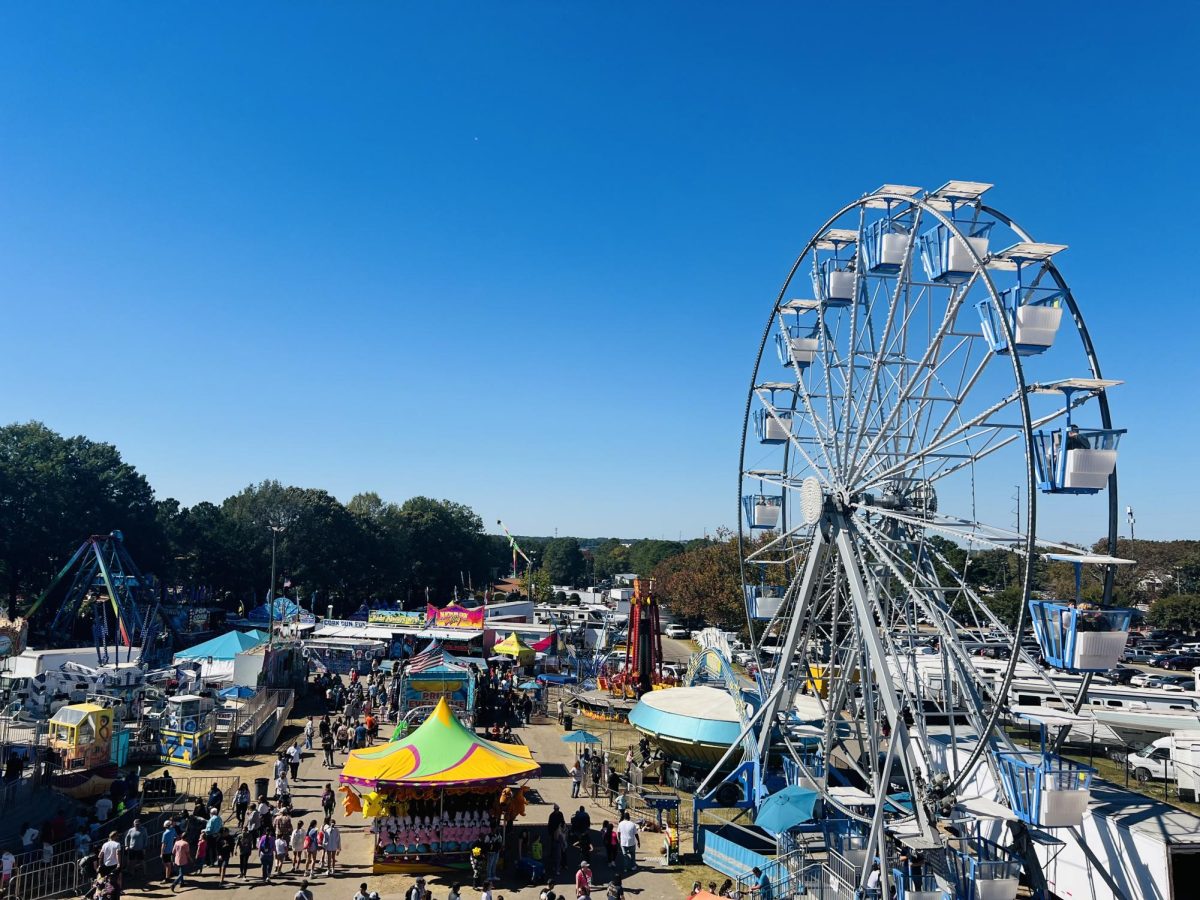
[175, 630, 268, 661]
[219, 685, 256, 699]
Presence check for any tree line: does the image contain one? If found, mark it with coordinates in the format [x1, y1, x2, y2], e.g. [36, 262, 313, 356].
[0, 422, 506, 617]
[0, 422, 708, 619]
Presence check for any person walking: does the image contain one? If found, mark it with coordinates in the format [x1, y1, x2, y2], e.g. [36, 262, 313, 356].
[98, 831, 122, 877]
[236, 830, 254, 880]
[304, 717, 315, 751]
[322, 820, 341, 874]
[288, 742, 303, 781]
[123, 818, 147, 879]
[304, 820, 320, 876]
[215, 829, 233, 885]
[290, 821, 306, 872]
[295, 878, 314, 900]
[321, 729, 335, 768]
[575, 860, 592, 899]
[160, 818, 178, 884]
[600, 821, 617, 868]
[257, 831, 275, 883]
[234, 783, 251, 826]
[616, 813, 639, 872]
[570, 760, 582, 798]
[170, 832, 192, 892]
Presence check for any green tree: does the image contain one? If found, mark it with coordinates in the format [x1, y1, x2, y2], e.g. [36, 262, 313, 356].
[542, 537, 586, 587]
[628, 539, 685, 577]
[592, 538, 630, 580]
[651, 534, 744, 629]
[0, 422, 164, 615]
[394, 496, 490, 604]
[1146, 594, 1200, 632]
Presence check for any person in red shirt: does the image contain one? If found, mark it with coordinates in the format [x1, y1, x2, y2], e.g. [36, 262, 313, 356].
[575, 860, 592, 898]
[364, 714, 377, 745]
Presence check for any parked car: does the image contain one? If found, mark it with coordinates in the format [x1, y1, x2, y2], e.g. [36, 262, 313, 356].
[1149, 653, 1181, 668]
[1105, 667, 1138, 685]
[1162, 656, 1200, 671]
[1133, 673, 1189, 690]
[1123, 648, 1156, 663]
[1159, 674, 1196, 689]
[1131, 672, 1169, 688]
[664, 624, 690, 640]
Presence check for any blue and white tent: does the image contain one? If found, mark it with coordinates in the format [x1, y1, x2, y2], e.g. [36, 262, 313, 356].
[174, 630, 269, 680]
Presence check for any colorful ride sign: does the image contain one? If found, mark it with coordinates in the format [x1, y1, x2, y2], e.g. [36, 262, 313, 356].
[368, 610, 427, 627]
[425, 604, 485, 629]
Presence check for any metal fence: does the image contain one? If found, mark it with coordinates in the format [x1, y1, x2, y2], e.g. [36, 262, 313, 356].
[7, 857, 82, 900]
[141, 773, 242, 810]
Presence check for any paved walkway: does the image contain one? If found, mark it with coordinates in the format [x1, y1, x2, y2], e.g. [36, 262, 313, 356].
[121, 707, 686, 900]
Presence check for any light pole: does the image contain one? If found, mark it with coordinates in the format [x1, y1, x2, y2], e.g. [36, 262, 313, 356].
[269, 524, 286, 649]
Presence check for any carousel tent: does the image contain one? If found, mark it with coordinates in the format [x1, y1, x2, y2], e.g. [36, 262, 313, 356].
[174, 630, 269, 680]
[492, 632, 536, 666]
[341, 697, 539, 787]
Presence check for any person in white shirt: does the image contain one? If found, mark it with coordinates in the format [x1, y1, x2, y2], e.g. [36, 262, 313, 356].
[616, 813, 639, 872]
[1, 849, 16, 885]
[99, 831, 122, 875]
[322, 821, 341, 873]
[865, 863, 882, 892]
[19, 824, 38, 849]
[95, 796, 113, 821]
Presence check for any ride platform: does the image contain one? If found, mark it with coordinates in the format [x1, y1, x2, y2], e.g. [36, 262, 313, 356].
[574, 689, 637, 722]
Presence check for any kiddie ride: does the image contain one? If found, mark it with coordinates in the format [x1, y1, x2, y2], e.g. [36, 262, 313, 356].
[597, 578, 679, 698]
[46, 702, 122, 799]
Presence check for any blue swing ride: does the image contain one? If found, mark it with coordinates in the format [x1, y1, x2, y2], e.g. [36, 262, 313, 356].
[24, 531, 173, 667]
[697, 182, 1133, 900]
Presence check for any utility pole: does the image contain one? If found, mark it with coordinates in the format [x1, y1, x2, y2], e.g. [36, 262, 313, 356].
[268, 524, 286, 650]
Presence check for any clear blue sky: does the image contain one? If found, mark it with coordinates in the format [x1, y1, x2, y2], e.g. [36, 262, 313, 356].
[1, 4, 1195, 543]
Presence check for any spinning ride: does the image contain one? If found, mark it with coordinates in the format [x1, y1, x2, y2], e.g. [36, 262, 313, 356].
[720, 183, 1132, 897]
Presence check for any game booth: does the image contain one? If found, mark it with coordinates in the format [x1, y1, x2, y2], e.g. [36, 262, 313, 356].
[399, 643, 477, 725]
[338, 697, 539, 875]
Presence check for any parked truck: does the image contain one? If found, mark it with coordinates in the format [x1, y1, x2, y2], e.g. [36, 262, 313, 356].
[1126, 730, 1200, 800]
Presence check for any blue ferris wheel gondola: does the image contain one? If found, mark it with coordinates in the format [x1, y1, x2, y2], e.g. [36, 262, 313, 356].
[1029, 380, 1126, 494]
[977, 241, 1070, 357]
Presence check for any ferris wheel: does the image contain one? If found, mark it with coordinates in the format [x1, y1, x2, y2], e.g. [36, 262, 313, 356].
[731, 182, 1133, 892]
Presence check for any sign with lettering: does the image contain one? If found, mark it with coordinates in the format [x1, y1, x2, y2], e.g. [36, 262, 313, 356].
[425, 604, 485, 629]
[367, 610, 426, 627]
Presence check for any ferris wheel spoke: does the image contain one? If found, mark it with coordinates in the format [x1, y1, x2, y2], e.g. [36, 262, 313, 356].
[843, 216, 924, 476]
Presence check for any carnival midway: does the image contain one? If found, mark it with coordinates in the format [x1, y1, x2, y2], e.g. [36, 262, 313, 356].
[1, 182, 1196, 900]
